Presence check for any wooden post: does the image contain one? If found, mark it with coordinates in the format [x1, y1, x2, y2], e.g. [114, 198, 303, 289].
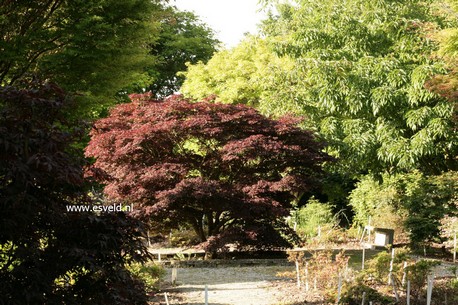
[401, 261, 407, 286]
[147, 230, 151, 247]
[336, 274, 342, 304]
[388, 248, 395, 285]
[359, 227, 366, 243]
[361, 247, 366, 271]
[406, 280, 411, 305]
[164, 292, 169, 305]
[454, 230, 456, 263]
[158, 253, 161, 263]
[295, 259, 301, 288]
[361, 291, 366, 305]
[367, 216, 372, 243]
[426, 275, 433, 305]
[171, 267, 177, 285]
[305, 262, 309, 291]
[205, 285, 208, 305]
[390, 274, 399, 302]
[314, 277, 317, 290]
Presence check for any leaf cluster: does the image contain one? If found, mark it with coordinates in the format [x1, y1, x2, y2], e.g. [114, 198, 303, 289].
[86, 93, 330, 250]
[0, 81, 150, 304]
[0, 0, 162, 118]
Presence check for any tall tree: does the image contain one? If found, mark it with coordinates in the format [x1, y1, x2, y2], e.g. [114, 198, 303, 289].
[146, 6, 220, 97]
[182, 0, 458, 176]
[424, 0, 458, 126]
[0, 0, 161, 117]
[180, 36, 295, 109]
[0, 80, 150, 304]
[85, 93, 330, 251]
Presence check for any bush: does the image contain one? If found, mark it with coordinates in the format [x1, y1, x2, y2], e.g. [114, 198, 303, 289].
[127, 262, 165, 294]
[293, 198, 338, 240]
[340, 281, 393, 305]
[348, 175, 407, 239]
[288, 250, 350, 301]
[365, 248, 409, 284]
[405, 259, 440, 299]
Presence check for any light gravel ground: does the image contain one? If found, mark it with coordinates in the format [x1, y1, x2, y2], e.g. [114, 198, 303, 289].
[153, 265, 308, 305]
[148, 260, 457, 305]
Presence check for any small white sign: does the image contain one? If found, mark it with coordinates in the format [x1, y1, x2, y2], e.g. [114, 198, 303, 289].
[374, 232, 387, 246]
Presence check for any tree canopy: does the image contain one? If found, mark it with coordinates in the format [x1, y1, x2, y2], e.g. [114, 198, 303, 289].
[85, 93, 330, 251]
[181, 0, 458, 177]
[0, 81, 149, 304]
[0, 0, 162, 118]
[146, 6, 220, 97]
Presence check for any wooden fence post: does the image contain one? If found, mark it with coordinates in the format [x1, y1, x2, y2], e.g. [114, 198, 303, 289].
[295, 259, 301, 288]
[336, 274, 342, 304]
[426, 275, 434, 305]
[388, 248, 395, 285]
[171, 267, 177, 285]
[401, 261, 407, 286]
[454, 230, 457, 263]
[305, 262, 309, 291]
[407, 280, 411, 305]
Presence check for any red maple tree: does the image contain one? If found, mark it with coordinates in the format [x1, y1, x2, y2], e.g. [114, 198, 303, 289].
[86, 94, 330, 251]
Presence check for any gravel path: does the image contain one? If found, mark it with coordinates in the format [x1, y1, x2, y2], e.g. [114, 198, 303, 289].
[154, 265, 307, 305]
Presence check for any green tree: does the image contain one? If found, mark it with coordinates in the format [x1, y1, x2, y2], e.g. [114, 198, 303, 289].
[0, 0, 161, 118]
[146, 6, 220, 97]
[424, 0, 458, 126]
[182, 0, 458, 176]
[349, 171, 458, 245]
[181, 36, 295, 109]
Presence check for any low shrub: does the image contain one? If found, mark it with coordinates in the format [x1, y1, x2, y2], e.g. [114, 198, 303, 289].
[340, 280, 393, 305]
[127, 262, 165, 294]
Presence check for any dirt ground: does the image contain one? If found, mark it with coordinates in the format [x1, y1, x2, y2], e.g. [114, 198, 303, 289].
[147, 255, 457, 305]
[149, 264, 314, 305]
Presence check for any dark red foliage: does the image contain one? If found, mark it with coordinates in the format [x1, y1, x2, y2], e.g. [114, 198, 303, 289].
[0, 81, 149, 305]
[86, 93, 330, 251]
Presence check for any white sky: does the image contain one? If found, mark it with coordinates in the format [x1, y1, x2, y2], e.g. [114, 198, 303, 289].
[172, 0, 267, 48]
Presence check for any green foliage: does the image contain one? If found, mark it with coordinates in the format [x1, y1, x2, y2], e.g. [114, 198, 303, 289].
[181, 36, 296, 110]
[340, 281, 393, 305]
[349, 171, 458, 244]
[0, 0, 161, 118]
[403, 171, 458, 244]
[405, 259, 440, 298]
[269, 0, 458, 175]
[349, 174, 406, 231]
[127, 262, 165, 293]
[146, 6, 220, 97]
[181, 0, 458, 175]
[293, 198, 337, 239]
[365, 249, 409, 283]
